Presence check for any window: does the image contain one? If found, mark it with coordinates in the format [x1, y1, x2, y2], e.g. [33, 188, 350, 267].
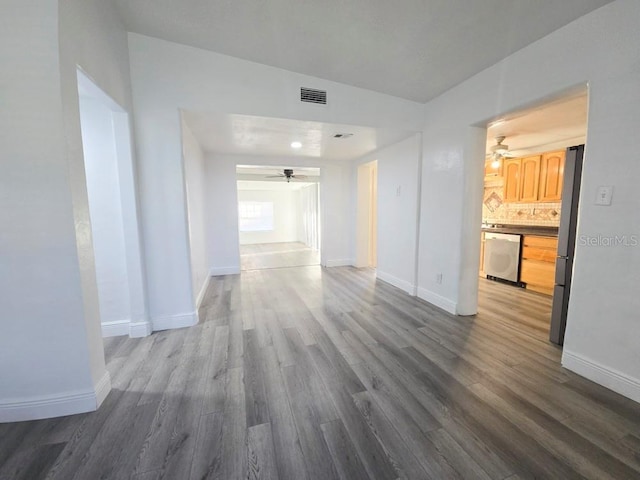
[238, 201, 274, 232]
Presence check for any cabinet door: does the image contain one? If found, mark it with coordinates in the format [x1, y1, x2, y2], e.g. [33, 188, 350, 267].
[503, 159, 521, 203]
[539, 151, 565, 201]
[484, 158, 502, 177]
[520, 155, 541, 202]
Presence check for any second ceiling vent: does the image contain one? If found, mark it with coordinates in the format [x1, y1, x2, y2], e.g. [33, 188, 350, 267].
[300, 87, 327, 105]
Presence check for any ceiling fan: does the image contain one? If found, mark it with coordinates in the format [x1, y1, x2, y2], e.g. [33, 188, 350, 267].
[487, 136, 516, 167]
[266, 169, 308, 183]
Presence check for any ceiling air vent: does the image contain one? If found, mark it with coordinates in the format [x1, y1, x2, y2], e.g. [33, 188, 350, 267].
[300, 87, 327, 105]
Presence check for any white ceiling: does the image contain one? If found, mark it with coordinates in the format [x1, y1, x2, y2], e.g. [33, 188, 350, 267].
[486, 90, 588, 157]
[182, 111, 413, 161]
[114, 0, 613, 102]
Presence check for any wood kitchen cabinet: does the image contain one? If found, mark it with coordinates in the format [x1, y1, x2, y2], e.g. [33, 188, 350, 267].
[503, 159, 521, 202]
[519, 155, 541, 202]
[484, 158, 502, 178]
[520, 235, 558, 295]
[538, 150, 565, 201]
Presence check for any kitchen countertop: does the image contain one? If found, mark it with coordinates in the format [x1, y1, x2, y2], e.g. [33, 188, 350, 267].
[481, 224, 559, 237]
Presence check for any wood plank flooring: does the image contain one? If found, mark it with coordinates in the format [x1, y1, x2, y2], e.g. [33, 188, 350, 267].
[1, 266, 640, 479]
[240, 242, 320, 271]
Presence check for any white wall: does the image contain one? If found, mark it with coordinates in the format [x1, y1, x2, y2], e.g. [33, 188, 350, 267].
[417, 0, 640, 401]
[127, 33, 423, 327]
[238, 189, 297, 245]
[354, 135, 422, 295]
[182, 120, 209, 308]
[295, 184, 320, 250]
[0, 0, 135, 421]
[79, 96, 131, 328]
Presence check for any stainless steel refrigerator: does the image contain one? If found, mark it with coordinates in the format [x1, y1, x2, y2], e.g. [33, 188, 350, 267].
[549, 145, 584, 345]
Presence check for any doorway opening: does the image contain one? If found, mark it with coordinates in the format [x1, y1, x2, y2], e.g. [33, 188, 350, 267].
[77, 70, 148, 338]
[477, 88, 588, 345]
[356, 160, 378, 268]
[236, 165, 321, 271]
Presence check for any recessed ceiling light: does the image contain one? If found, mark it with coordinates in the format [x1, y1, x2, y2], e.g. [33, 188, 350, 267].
[290, 141, 302, 149]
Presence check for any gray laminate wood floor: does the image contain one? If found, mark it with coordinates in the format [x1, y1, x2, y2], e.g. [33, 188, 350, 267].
[1, 267, 640, 480]
[240, 242, 320, 271]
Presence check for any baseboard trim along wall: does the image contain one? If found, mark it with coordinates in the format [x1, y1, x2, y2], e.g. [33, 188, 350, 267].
[210, 266, 240, 276]
[101, 319, 129, 337]
[152, 311, 199, 331]
[0, 371, 112, 423]
[129, 321, 152, 338]
[562, 350, 640, 404]
[102, 319, 152, 338]
[416, 287, 457, 315]
[196, 275, 212, 309]
[325, 259, 353, 267]
[376, 270, 416, 296]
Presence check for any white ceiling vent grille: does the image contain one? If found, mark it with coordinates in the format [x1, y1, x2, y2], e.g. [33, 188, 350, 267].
[300, 87, 327, 105]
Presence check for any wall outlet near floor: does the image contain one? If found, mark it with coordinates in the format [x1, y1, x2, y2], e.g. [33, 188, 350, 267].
[436, 273, 443, 284]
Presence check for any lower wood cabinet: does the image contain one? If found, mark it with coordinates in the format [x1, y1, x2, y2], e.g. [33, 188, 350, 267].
[520, 235, 558, 295]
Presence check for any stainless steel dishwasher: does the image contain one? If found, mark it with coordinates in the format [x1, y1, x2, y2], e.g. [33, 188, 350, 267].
[484, 232, 522, 283]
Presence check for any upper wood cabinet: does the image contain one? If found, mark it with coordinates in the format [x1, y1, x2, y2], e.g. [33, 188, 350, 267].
[501, 150, 565, 203]
[484, 158, 503, 178]
[503, 159, 521, 202]
[538, 151, 565, 201]
[520, 155, 541, 202]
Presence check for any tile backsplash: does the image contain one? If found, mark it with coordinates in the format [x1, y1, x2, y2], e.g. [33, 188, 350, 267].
[482, 182, 561, 226]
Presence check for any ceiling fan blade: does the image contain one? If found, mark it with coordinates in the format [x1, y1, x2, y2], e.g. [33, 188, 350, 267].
[292, 174, 308, 179]
[265, 174, 285, 178]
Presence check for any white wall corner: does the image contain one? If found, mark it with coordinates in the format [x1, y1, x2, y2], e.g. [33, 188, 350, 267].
[562, 350, 640, 404]
[210, 266, 241, 276]
[376, 270, 416, 296]
[94, 370, 112, 409]
[101, 319, 130, 337]
[152, 311, 199, 331]
[325, 259, 354, 268]
[416, 287, 457, 315]
[196, 275, 212, 309]
[0, 370, 112, 423]
[129, 321, 152, 338]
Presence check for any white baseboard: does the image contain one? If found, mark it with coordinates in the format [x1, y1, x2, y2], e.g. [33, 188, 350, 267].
[101, 319, 129, 337]
[325, 259, 353, 267]
[562, 350, 640, 404]
[129, 321, 152, 338]
[196, 275, 212, 309]
[0, 370, 112, 423]
[376, 270, 416, 295]
[102, 319, 151, 338]
[210, 266, 240, 276]
[152, 311, 199, 331]
[94, 371, 112, 408]
[416, 287, 457, 315]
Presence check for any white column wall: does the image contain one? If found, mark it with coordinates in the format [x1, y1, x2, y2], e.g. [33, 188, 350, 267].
[0, 0, 136, 421]
[353, 134, 422, 295]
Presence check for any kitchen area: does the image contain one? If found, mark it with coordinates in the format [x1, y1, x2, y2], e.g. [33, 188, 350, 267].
[477, 90, 588, 343]
[480, 148, 564, 296]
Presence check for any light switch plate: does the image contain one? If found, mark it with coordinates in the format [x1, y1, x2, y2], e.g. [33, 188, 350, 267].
[596, 186, 613, 206]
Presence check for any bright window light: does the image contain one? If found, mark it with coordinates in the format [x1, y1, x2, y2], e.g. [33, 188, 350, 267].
[238, 201, 274, 232]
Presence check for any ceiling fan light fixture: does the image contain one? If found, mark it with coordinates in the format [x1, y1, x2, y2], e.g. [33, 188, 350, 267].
[491, 157, 501, 169]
